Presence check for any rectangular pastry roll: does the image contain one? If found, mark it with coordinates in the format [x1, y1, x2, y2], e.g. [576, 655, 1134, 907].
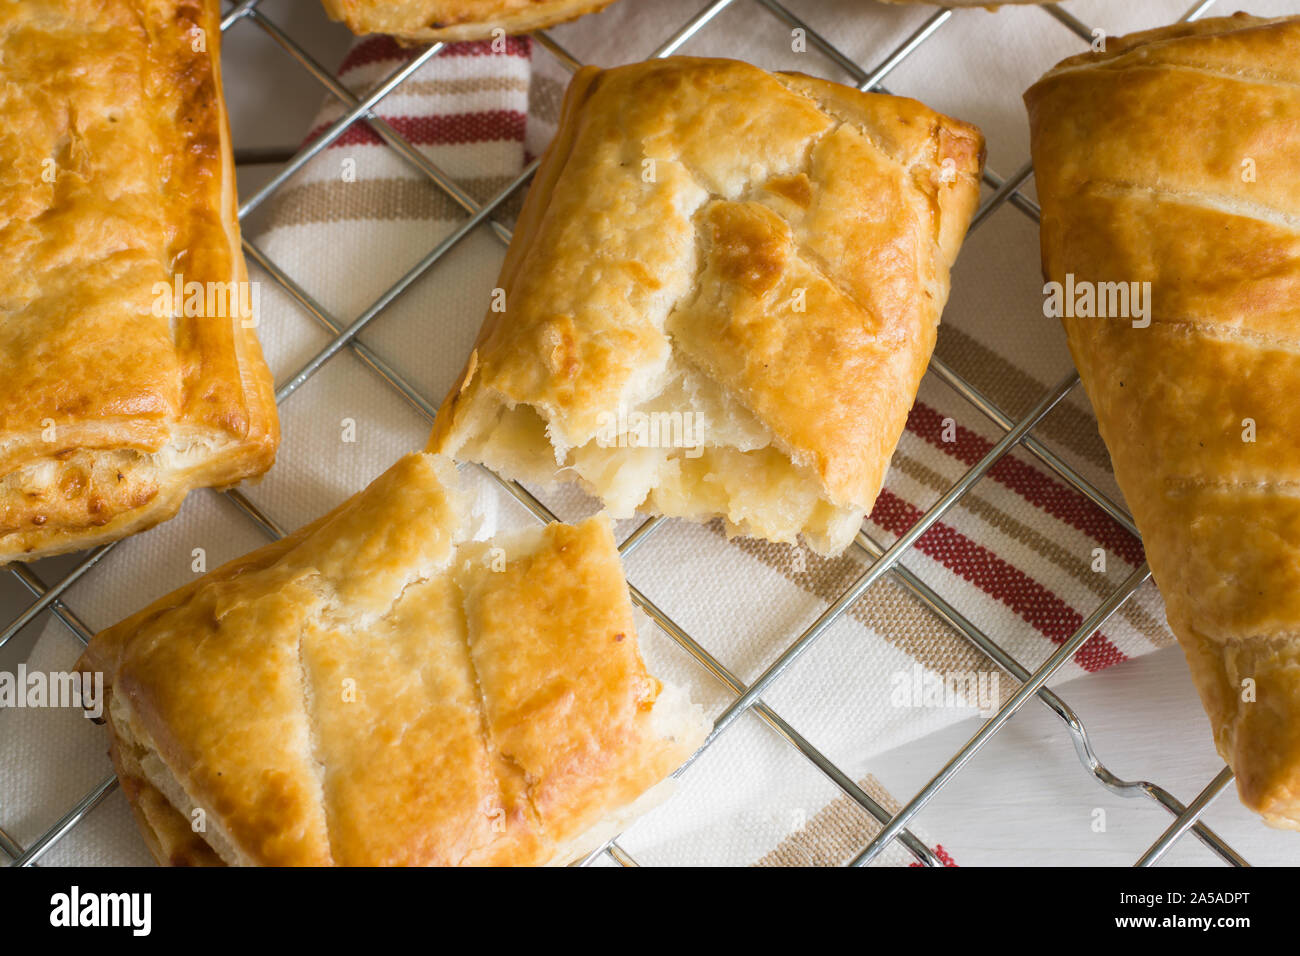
[0, 0, 278, 565]
[1026, 13, 1300, 827]
[320, 0, 619, 41]
[430, 57, 984, 556]
[77, 452, 707, 866]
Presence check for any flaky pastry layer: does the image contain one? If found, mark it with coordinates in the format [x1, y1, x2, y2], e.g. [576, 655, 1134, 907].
[1027, 12, 1300, 827]
[430, 57, 984, 556]
[0, 0, 278, 564]
[319, 0, 619, 41]
[78, 453, 707, 866]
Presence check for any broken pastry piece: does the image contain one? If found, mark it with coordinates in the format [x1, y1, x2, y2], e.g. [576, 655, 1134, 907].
[319, 0, 621, 42]
[430, 57, 985, 556]
[77, 453, 707, 866]
[1027, 13, 1300, 827]
[0, 0, 279, 564]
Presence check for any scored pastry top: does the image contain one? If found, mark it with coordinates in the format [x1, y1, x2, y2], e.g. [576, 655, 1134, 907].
[432, 57, 984, 554]
[1027, 12, 1300, 645]
[1026, 13, 1300, 826]
[79, 453, 705, 866]
[0, 0, 278, 562]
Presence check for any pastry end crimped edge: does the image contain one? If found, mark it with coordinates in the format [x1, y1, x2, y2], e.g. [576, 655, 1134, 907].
[429, 57, 984, 558]
[77, 452, 708, 865]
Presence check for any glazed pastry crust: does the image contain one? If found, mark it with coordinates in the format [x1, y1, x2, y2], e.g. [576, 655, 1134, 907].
[430, 57, 984, 555]
[78, 453, 706, 866]
[320, 0, 619, 41]
[1026, 13, 1300, 827]
[0, 0, 278, 565]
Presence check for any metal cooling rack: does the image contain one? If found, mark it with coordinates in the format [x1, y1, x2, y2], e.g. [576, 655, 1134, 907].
[0, 0, 1245, 868]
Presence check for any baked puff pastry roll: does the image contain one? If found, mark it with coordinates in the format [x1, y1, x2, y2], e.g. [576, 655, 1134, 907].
[0, 0, 278, 565]
[320, 0, 620, 42]
[77, 453, 707, 866]
[430, 57, 985, 555]
[1026, 13, 1300, 828]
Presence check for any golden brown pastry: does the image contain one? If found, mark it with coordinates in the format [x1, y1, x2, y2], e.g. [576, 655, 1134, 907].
[78, 452, 707, 866]
[320, 0, 620, 41]
[430, 57, 984, 555]
[1026, 13, 1300, 828]
[0, 0, 279, 565]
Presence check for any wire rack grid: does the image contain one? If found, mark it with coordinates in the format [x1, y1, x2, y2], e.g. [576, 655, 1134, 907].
[0, 0, 1245, 869]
